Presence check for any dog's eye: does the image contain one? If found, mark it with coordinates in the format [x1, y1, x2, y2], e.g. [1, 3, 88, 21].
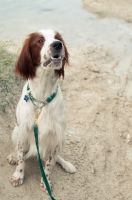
[38, 39, 44, 43]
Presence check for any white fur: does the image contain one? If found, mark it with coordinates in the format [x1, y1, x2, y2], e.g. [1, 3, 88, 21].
[7, 30, 76, 191]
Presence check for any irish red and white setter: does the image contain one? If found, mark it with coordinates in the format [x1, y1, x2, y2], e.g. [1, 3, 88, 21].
[7, 29, 76, 192]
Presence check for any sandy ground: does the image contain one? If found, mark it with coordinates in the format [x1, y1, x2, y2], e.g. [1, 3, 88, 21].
[1, 1, 132, 200]
[83, 0, 132, 22]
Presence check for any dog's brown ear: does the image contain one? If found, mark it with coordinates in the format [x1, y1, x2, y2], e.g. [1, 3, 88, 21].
[54, 32, 69, 78]
[15, 34, 36, 80]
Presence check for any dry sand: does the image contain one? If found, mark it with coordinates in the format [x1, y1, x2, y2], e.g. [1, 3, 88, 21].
[83, 0, 132, 22]
[1, 1, 132, 200]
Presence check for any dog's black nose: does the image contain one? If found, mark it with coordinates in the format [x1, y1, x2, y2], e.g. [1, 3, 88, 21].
[51, 41, 62, 50]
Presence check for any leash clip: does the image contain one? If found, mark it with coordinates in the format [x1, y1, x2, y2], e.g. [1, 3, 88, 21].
[34, 107, 41, 124]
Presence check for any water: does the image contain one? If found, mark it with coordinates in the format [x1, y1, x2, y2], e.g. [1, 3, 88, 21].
[0, 0, 95, 45]
[0, 0, 132, 48]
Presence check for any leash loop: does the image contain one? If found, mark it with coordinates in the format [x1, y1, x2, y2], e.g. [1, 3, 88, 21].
[24, 83, 58, 110]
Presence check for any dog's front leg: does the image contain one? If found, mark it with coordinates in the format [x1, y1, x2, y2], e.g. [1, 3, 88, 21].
[10, 139, 25, 187]
[40, 154, 55, 192]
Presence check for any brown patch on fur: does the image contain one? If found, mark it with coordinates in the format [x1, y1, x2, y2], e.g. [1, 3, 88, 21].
[40, 183, 44, 188]
[49, 156, 52, 162]
[20, 169, 22, 172]
[54, 32, 69, 78]
[15, 32, 45, 80]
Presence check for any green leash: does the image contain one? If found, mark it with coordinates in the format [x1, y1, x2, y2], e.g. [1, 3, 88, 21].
[34, 124, 56, 200]
[24, 82, 58, 200]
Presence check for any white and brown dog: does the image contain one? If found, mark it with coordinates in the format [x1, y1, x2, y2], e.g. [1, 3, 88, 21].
[7, 30, 76, 191]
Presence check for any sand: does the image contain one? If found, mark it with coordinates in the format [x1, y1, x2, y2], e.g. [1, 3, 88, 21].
[83, 0, 132, 22]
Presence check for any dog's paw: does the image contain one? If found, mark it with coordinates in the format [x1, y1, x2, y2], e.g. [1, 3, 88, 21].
[63, 161, 76, 173]
[10, 175, 23, 187]
[7, 153, 18, 165]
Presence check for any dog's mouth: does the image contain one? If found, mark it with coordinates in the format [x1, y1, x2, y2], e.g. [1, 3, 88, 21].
[43, 55, 63, 67]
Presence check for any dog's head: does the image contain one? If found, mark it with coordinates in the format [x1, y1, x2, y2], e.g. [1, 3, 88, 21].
[15, 30, 69, 79]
